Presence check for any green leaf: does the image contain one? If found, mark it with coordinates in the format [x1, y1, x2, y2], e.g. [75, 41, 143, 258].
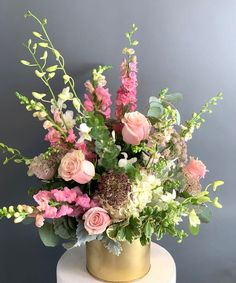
[32, 92, 46, 100]
[63, 74, 70, 84]
[195, 205, 212, 223]
[144, 221, 154, 239]
[20, 60, 31, 66]
[39, 42, 49, 48]
[38, 222, 61, 247]
[32, 31, 43, 39]
[212, 180, 224, 192]
[46, 65, 58, 72]
[35, 70, 46, 78]
[164, 93, 183, 104]
[75, 220, 103, 246]
[101, 236, 123, 256]
[189, 209, 201, 227]
[212, 197, 223, 208]
[188, 223, 199, 236]
[54, 217, 76, 240]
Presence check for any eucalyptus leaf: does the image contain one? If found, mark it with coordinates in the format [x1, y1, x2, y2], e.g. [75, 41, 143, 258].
[101, 236, 123, 256]
[164, 93, 183, 104]
[75, 220, 103, 247]
[38, 222, 61, 247]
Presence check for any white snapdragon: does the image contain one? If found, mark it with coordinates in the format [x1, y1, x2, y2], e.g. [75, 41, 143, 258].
[118, 152, 137, 168]
[63, 110, 76, 129]
[58, 87, 73, 102]
[161, 190, 176, 203]
[78, 123, 92, 142]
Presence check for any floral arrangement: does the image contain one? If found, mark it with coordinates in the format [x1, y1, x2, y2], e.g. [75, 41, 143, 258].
[0, 11, 224, 255]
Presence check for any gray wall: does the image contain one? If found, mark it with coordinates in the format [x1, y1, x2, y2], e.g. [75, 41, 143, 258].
[0, 1, 235, 282]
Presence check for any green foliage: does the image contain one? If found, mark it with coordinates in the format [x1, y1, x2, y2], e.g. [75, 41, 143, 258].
[101, 235, 123, 256]
[124, 24, 139, 47]
[85, 112, 119, 169]
[195, 205, 212, 223]
[75, 220, 103, 246]
[53, 217, 77, 240]
[181, 92, 223, 140]
[147, 89, 182, 125]
[38, 222, 61, 247]
[107, 216, 142, 243]
[0, 142, 31, 165]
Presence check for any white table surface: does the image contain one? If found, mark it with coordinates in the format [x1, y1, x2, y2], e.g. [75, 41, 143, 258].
[57, 242, 176, 283]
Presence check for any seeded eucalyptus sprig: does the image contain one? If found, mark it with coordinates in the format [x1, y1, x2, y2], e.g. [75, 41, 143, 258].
[180, 92, 223, 141]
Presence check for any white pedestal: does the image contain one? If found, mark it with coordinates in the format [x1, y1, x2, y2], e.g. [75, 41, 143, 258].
[57, 242, 176, 283]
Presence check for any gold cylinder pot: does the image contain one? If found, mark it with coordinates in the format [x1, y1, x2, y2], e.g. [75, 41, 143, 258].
[86, 239, 151, 282]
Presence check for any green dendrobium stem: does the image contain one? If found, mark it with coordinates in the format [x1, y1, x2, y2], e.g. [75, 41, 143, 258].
[25, 10, 84, 114]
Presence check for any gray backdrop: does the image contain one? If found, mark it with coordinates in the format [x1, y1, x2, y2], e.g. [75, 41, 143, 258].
[0, 1, 235, 282]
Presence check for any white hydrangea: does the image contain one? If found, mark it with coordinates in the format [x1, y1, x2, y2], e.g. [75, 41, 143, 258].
[128, 171, 161, 214]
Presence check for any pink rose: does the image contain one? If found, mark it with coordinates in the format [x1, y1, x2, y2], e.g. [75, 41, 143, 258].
[184, 158, 207, 179]
[58, 150, 95, 184]
[73, 160, 95, 184]
[83, 207, 111, 235]
[121, 111, 151, 145]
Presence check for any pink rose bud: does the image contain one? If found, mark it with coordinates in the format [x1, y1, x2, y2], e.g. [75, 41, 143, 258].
[184, 158, 207, 179]
[83, 207, 111, 235]
[121, 111, 151, 145]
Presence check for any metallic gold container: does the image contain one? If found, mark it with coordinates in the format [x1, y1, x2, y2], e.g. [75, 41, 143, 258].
[86, 239, 151, 282]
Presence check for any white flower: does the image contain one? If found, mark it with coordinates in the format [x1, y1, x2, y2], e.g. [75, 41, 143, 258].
[118, 152, 137, 168]
[43, 120, 53, 129]
[63, 110, 76, 129]
[161, 190, 176, 203]
[78, 123, 92, 142]
[58, 87, 73, 102]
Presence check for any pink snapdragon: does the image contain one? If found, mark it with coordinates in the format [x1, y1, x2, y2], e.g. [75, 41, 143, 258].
[33, 186, 92, 228]
[45, 128, 61, 145]
[115, 57, 138, 119]
[66, 129, 76, 144]
[84, 86, 112, 118]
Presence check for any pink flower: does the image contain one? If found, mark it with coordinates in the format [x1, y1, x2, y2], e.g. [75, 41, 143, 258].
[76, 194, 91, 208]
[83, 207, 111, 235]
[184, 158, 207, 179]
[53, 109, 62, 124]
[56, 205, 73, 218]
[84, 80, 95, 94]
[94, 87, 112, 118]
[84, 94, 94, 111]
[115, 58, 138, 119]
[66, 129, 76, 144]
[73, 160, 95, 184]
[42, 204, 57, 218]
[35, 214, 45, 228]
[58, 150, 95, 184]
[58, 150, 85, 181]
[121, 112, 151, 145]
[34, 191, 52, 204]
[45, 128, 61, 145]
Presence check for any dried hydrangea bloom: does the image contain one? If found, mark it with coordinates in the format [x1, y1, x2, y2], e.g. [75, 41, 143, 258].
[95, 171, 131, 220]
[28, 152, 63, 180]
[183, 171, 202, 196]
[163, 131, 188, 166]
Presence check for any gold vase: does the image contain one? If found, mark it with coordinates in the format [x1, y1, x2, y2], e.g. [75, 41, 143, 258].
[86, 239, 151, 282]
